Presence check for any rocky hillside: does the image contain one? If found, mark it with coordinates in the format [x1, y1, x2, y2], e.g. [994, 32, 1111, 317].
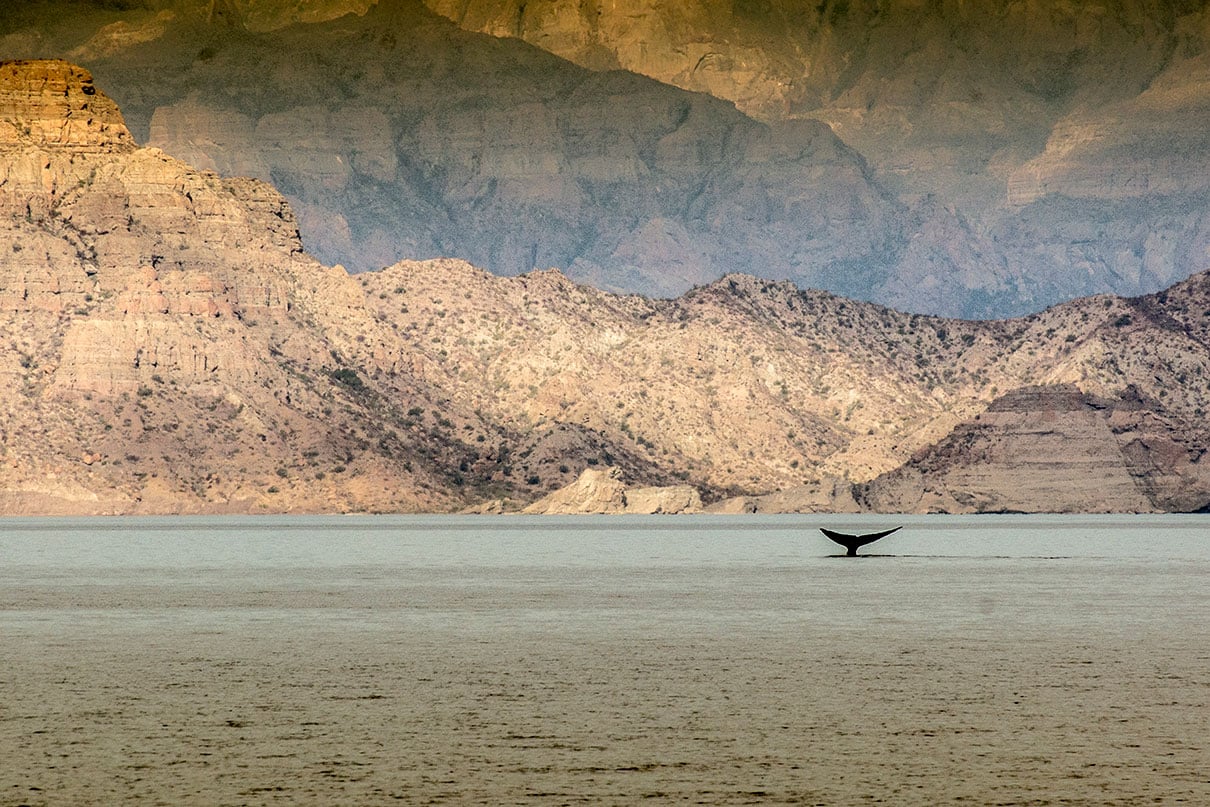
[8, 1, 1209, 317]
[363, 259, 1210, 513]
[2, 59, 1208, 514]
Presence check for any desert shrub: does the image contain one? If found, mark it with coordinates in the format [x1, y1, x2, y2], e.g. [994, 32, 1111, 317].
[330, 367, 365, 389]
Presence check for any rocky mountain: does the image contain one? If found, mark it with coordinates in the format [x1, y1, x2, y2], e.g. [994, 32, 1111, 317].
[0, 58, 564, 513]
[407, 0, 1210, 315]
[428, 0, 1210, 316]
[370, 258, 1210, 513]
[0, 0, 929, 307]
[8, 1, 1209, 317]
[3, 59, 1208, 514]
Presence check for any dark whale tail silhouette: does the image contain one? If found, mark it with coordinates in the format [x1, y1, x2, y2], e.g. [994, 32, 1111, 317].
[820, 526, 902, 556]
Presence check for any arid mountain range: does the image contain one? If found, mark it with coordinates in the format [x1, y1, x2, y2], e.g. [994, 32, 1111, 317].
[2, 1, 1209, 317]
[2, 59, 1208, 514]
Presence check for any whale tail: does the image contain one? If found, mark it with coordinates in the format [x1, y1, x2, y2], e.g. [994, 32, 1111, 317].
[820, 526, 902, 556]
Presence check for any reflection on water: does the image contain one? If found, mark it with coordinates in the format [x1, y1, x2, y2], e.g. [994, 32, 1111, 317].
[3, 516, 1209, 805]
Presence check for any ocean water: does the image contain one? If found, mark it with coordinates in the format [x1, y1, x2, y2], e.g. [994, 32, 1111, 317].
[2, 515, 1209, 805]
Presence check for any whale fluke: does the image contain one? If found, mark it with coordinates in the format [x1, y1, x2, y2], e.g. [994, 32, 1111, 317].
[820, 526, 902, 556]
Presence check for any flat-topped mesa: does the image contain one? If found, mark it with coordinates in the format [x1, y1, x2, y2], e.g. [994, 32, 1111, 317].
[0, 60, 135, 152]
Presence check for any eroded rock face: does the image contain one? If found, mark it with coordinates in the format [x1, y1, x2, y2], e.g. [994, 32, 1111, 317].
[0, 59, 489, 514]
[2, 126, 302, 395]
[860, 386, 1210, 514]
[0, 60, 134, 152]
[622, 484, 702, 515]
[707, 478, 860, 515]
[521, 467, 628, 514]
[991, 47, 1210, 301]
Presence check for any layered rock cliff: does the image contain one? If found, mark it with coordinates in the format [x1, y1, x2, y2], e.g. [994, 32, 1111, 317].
[0, 60, 510, 513]
[860, 386, 1210, 514]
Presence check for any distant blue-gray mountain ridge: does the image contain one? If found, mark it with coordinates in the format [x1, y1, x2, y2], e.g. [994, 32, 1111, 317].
[5, 0, 1208, 318]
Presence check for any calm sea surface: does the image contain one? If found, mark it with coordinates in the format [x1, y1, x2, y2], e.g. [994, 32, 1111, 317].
[2, 515, 1209, 805]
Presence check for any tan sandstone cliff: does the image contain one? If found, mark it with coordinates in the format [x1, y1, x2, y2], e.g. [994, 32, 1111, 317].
[0, 60, 489, 513]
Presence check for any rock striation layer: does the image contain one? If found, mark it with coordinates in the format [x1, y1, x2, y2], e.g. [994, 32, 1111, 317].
[0, 59, 134, 151]
[859, 386, 1208, 514]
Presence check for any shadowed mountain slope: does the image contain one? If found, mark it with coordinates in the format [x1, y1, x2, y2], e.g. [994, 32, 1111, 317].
[427, 0, 1210, 315]
[0, 0, 935, 306]
[9, 0, 1196, 316]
